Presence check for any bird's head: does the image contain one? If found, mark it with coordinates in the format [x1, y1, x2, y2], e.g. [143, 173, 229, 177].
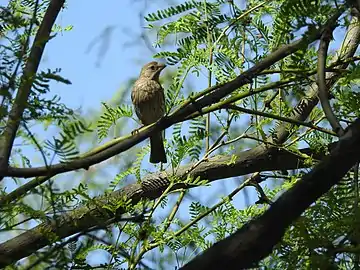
[139, 61, 166, 81]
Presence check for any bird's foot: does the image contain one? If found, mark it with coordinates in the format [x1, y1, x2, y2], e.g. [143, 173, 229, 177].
[131, 127, 141, 136]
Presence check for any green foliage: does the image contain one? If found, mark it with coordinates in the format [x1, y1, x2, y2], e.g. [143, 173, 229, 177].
[138, 0, 360, 268]
[27, 69, 74, 120]
[273, 0, 333, 48]
[334, 65, 360, 119]
[304, 130, 333, 155]
[145, 1, 198, 22]
[164, 63, 190, 111]
[133, 142, 151, 180]
[58, 183, 89, 205]
[108, 167, 135, 191]
[168, 117, 206, 166]
[97, 102, 133, 141]
[45, 118, 93, 162]
[269, 175, 360, 269]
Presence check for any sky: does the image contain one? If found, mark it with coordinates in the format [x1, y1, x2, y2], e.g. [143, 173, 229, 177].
[45, 0, 158, 109]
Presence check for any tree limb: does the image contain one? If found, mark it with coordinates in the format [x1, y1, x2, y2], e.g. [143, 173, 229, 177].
[317, 18, 345, 136]
[0, 0, 65, 179]
[0, 145, 324, 267]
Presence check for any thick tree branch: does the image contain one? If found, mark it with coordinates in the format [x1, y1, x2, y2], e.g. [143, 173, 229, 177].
[0, 146, 323, 267]
[0, 0, 65, 178]
[180, 118, 360, 270]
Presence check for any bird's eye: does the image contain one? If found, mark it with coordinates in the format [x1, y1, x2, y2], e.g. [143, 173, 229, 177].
[150, 65, 156, 70]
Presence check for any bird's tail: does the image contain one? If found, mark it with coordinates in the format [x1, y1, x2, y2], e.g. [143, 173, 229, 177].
[150, 132, 167, 164]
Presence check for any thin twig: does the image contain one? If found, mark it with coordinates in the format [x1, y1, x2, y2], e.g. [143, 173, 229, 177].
[22, 122, 48, 168]
[226, 104, 336, 136]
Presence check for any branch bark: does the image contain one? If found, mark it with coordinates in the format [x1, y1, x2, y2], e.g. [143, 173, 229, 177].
[317, 18, 345, 136]
[0, 146, 322, 267]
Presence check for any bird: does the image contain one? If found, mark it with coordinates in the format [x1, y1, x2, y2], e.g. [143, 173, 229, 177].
[131, 61, 167, 164]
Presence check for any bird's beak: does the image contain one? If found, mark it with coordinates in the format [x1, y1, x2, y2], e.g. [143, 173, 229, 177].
[157, 63, 166, 71]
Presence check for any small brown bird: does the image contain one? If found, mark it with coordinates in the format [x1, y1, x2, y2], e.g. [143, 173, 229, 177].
[131, 61, 167, 164]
